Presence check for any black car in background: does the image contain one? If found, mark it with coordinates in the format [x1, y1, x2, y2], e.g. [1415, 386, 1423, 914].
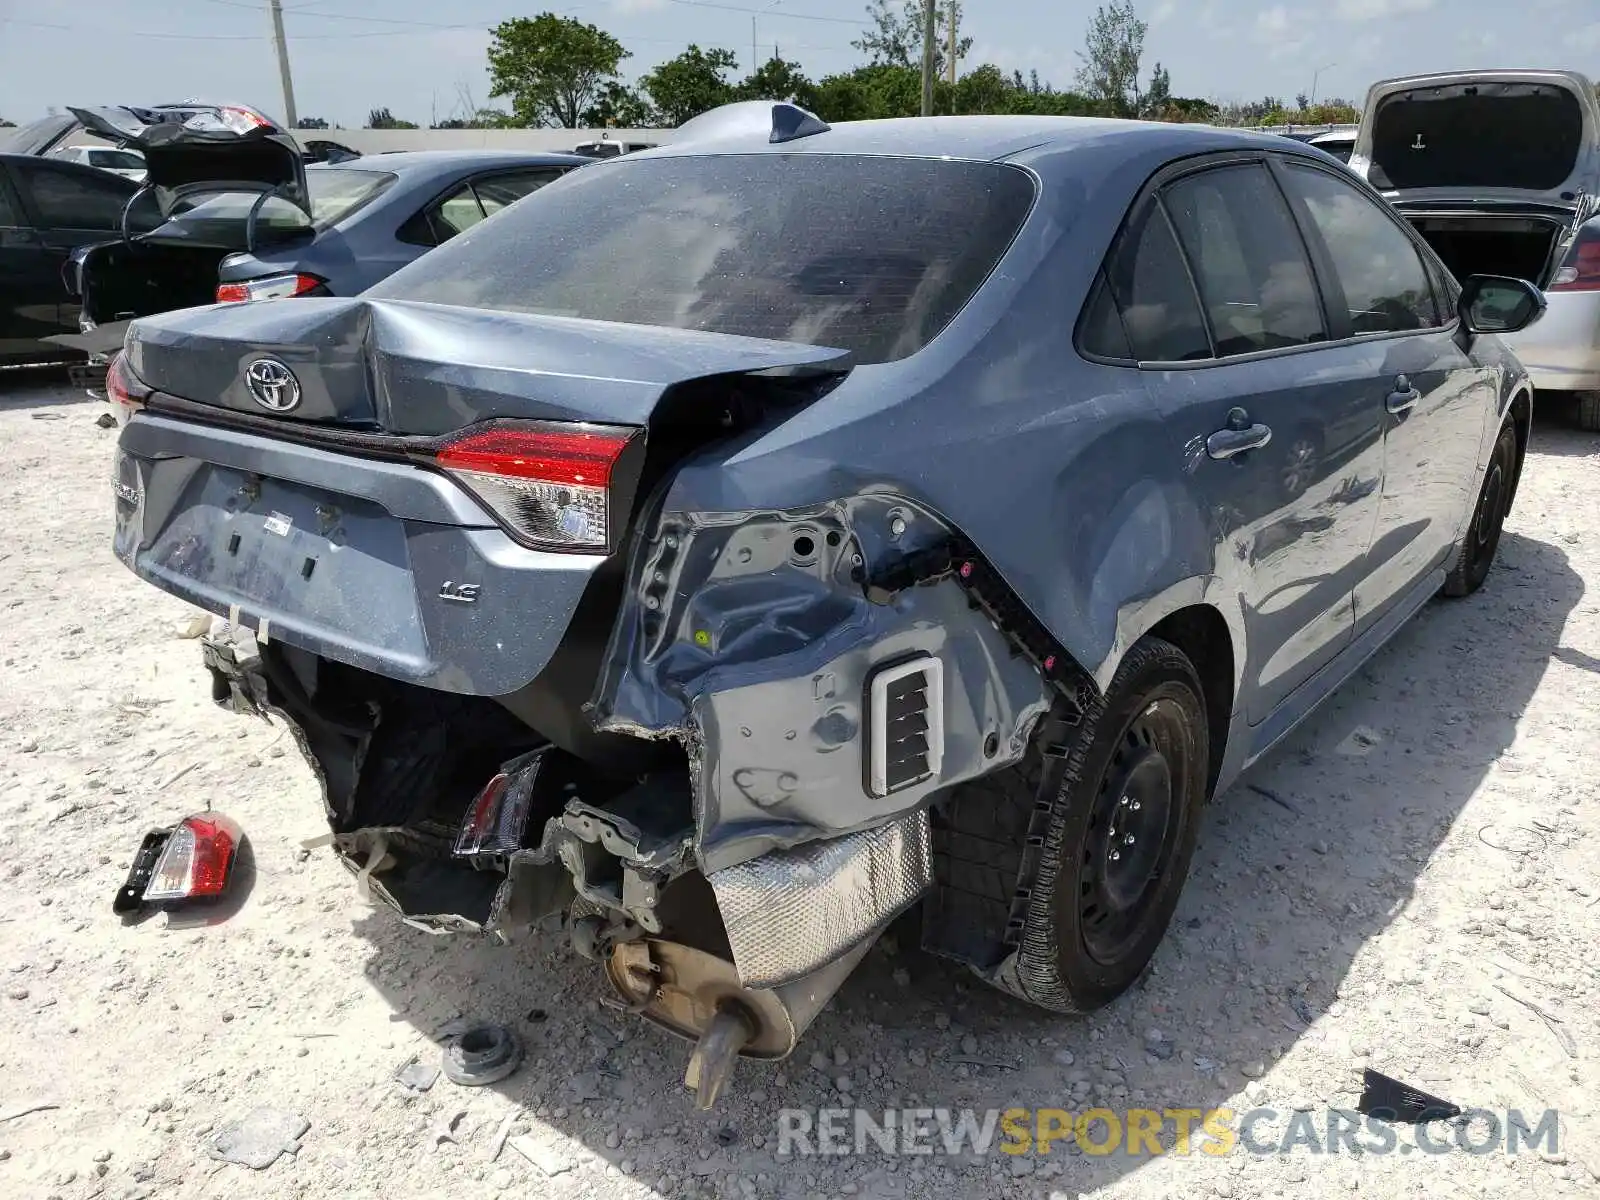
[0, 153, 142, 368]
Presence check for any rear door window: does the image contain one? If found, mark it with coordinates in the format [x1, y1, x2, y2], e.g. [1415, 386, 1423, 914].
[1093, 198, 1212, 363]
[0, 175, 21, 227]
[435, 185, 485, 238]
[1163, 163, 1327, 357]
[1281, 163, 1442, 334]
[16, 162, 131, 231]
[473, 169, 564, 216]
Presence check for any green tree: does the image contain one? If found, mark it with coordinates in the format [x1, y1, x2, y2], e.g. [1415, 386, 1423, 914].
[639, 45, 740, 127]
[295, 116, 330, 130]
[366, 107, 418, 129]
[432, 109, 519, 130]
[952, 64, 1012, 114]
[737, 56, 820, 110]
[581, 82, 655, 129]
[813, 64, 923, 121]
[487, 13, 630, 129]
[852, 0, 972, 78]
[1141, 62, 1170, 118]
[1077, 0, 1146, 118]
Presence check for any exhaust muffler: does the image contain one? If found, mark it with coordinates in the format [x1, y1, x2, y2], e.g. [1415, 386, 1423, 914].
[606, 934, 874, 1108]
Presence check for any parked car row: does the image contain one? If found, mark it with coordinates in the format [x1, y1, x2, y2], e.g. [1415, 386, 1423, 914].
[103, 95, 1549, 1106]
[1, 104, 586, 369]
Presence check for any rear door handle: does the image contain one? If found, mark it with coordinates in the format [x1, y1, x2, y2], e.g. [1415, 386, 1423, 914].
[1386, 373, 1420, 414]
[1203, 422, 1273, 460]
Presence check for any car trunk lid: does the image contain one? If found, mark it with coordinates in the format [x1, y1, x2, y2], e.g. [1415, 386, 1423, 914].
[66, 103, 309, 219]
[124, 296, 852, 432]
[1352, 71, 1600, 210]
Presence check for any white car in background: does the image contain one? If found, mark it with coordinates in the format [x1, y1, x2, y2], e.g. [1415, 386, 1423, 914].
[46, 144, 147, 182]
[1351, 70, 1600, 429]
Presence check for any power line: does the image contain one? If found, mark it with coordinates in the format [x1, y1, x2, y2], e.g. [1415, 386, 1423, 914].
[2, 17, 261, 39]
[663, 0, 864, 25]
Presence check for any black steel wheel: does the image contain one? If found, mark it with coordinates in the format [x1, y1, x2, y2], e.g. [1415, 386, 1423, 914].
[946, 636, 1210, 1014]
[1443, 421, 1518, 598]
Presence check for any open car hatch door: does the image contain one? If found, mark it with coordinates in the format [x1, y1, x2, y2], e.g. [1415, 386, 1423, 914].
[65, 104, 310, 220]
[1352, 71, 1600, 211]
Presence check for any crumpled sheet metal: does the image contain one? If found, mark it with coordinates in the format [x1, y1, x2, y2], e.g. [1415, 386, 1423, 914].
[595, 494, 1052, 874]
[708, 808, 932, 989]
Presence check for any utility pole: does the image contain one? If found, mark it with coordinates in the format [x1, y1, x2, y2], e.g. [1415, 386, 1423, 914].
[268, 0, 298, 128]
[920, 0, 936, 116]
[947, 0, 958, 87]
[752, 17, 758, 75]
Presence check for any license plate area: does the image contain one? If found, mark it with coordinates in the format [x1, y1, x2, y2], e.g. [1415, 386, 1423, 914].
[139, 461, 426, 662]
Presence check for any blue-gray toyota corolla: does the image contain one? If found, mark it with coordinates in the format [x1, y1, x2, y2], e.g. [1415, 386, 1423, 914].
[107, 100, 1545, 1107]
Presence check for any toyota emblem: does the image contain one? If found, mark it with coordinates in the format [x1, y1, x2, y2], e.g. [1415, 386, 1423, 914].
[244, 358, 302, 413]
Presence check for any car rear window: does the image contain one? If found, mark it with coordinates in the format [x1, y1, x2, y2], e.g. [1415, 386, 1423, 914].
[166, 168, 396, 228]
[368, 154, 1036, 364]
[89, 149, 145, 170]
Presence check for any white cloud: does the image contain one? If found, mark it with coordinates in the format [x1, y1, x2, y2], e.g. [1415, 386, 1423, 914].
[1151, 2, 1178, 24]
[1256, 6, 1291, 36]
[1575, 21, 1600, 50]
[1335, 0, 1435, 20]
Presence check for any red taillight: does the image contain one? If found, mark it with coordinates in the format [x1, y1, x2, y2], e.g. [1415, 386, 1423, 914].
[216, 273, 326, 304]
[142, 813, 241, 902]
[433, 424, 637, 552]
[1551, 223, 1600, 292]
[106, 351, 151, 421]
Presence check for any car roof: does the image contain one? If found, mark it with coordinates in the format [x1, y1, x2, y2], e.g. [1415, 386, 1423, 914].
[651, 114, 1306, 165]
[315, 150, 590, 178]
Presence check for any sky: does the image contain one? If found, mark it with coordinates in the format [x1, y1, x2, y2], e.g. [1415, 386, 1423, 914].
[1, 0, 1597, 128]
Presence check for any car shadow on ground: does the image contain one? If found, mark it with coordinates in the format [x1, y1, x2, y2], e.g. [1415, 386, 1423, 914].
[347, 526, 1582, 1198]
[0, 368, 97, 413]
[1525, 413, 1600, 458]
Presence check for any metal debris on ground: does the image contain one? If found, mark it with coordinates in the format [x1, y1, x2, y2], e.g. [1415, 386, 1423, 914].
[441, 1021, 523, 1087]
[1356, 1069, 1462, 1123]
[94, 412, 117, 429]
[431, 1108, 467, 1147]
[395, 1057, 440, 1093]
[206, 1107, 310, 1169]
[1336, 726, 1384, 756]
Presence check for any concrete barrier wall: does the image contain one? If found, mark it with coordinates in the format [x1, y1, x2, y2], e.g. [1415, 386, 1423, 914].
[300, 128, 670, 154]
[68, 128, 670, 155]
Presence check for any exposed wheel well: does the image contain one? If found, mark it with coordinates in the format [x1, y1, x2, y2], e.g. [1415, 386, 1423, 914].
[1145, 606, 1234, 800]
[1507, 387, 1532, 513]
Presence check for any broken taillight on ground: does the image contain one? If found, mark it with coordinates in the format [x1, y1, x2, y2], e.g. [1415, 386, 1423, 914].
[114, 812, 243, 915]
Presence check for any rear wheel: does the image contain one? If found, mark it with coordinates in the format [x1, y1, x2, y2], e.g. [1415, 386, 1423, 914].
[1443, 422, 1518, 597]
[942, 637, 1209, 1013]
[1577, 392, 1600, 433]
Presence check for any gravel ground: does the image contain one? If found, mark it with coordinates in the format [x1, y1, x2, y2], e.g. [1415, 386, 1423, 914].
[2, 374, 1599, 1200]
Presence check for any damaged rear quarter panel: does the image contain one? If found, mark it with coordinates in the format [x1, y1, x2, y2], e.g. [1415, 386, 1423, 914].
[596, 496, 1053, 874]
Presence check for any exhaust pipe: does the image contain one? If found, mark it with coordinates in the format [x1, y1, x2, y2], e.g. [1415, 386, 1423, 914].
[606, 934, 875, 1108]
